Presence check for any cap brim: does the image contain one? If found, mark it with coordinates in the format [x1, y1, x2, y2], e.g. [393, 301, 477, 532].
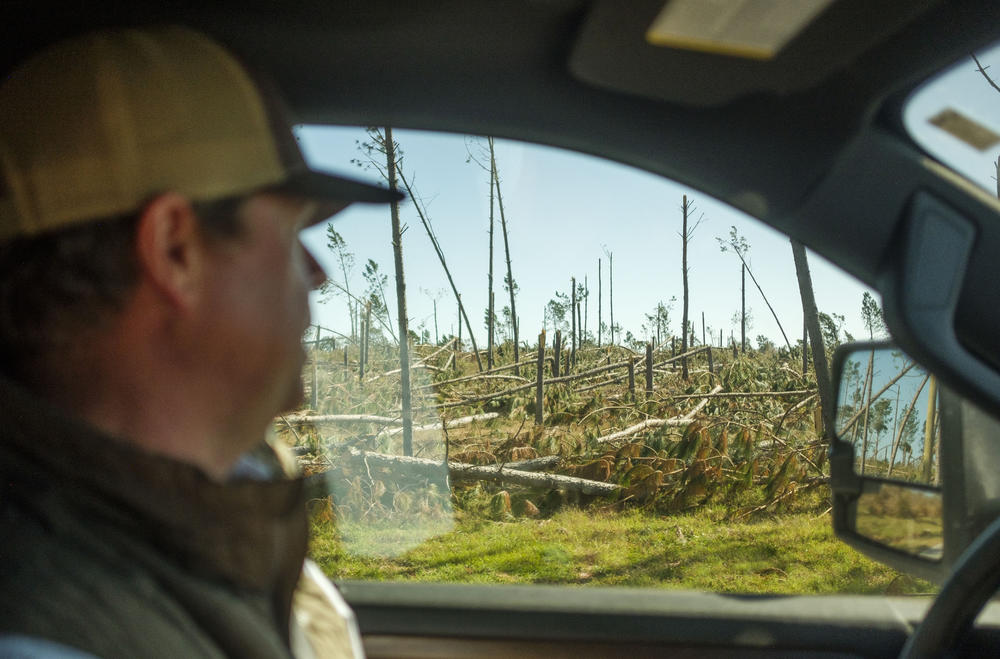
[277, 170, 404, 227]
[281, 169, 403, 204]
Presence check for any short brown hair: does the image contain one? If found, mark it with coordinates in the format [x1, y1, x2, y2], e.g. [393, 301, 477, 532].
[0, 196, 247, 380]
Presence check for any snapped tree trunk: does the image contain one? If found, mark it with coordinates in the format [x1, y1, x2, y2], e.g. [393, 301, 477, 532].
[553, 330, 562, 377]
[645, 342, 654, 396]
[681, 195, 690, 381]
[383, 126, 414, 456]
[311, 325, 320, 411]
[628, 356, 636, 400]
[922, 376, 938, 483]
[576, 300, 582, 356]
[860, 350, 874, 474]
[741, 263, 746, 354]
[791, 239, 834, 435]
[361, 301, 371, 381]
[488, 291, 495, 370]
[802, 317, 808, 375]
[535, 330, 546, 425]
[609, 252, 615, 345]
[487, 141, 495, 371]
[731, 248, 792, 352]
[571, 277, 577, 366]
[597, 257, 602, 347]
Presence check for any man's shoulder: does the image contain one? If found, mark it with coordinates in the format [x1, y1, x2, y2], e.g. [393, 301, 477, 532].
[0, 501, 222, 658]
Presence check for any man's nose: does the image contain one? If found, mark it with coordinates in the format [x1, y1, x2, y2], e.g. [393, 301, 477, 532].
[303, 244, 328, 290]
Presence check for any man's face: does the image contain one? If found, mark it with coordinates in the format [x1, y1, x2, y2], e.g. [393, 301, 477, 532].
[196, 192, 327, 434]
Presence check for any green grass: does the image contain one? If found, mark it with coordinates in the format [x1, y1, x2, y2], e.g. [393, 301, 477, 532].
[310, 506, 936, 596]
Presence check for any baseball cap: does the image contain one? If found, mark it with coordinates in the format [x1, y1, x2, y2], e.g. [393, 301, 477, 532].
[0, 25, 401, 240]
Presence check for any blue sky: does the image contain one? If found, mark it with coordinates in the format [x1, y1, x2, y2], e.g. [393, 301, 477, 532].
[294, 42, 1000, 350]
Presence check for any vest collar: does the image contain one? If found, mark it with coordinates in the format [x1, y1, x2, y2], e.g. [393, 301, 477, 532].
[0, 374, 309, 631]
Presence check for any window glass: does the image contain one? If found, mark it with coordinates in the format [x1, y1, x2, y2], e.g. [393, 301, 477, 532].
[282, 126, 932, 595]
[904, 40, 1000, 197]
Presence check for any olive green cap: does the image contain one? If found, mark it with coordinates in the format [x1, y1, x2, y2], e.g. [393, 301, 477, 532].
[0, 26, 399, 240]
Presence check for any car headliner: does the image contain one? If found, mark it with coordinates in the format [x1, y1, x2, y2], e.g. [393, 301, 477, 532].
[4, 0, 1000, 372]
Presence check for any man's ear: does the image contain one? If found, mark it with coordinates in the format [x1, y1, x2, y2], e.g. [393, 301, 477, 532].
[134, 192, 205, 310]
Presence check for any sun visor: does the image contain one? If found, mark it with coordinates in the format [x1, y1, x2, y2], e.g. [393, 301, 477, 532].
[568, 0, 939, 107]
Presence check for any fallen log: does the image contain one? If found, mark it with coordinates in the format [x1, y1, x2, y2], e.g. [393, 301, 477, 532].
[670, 388, 815, 400]
[370, 362, 443, 381]
[504, 455, 562, 471]
[413, 337, 458, 366]
[416, 354, 669, 411]
[484, 355, 539, 375]
[377, 412, 499, 437]
[652, 346, 710, 369]
[430, 381, 536, 410]
[296, 446, 559, 470]
[316, 449, 619, 495]
[283, 413, 399, 425]
[573, 376, 626, 394]
[595, 385, 722, 443]
[573, 347, 711, 394]
[418, 373, 530, 391]
[450, 461, 619, 495]
[428, 373, 529, 389]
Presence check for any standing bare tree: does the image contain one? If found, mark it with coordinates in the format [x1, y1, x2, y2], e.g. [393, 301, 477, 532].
[353, 126, 419, 453]
[491, 137, 519, 374]
[597, 257, 602, 347]
[571, 276, 577, 366]
[742, 263, 746, 353]
[319, 226, 357, 339]
[791, 239, 833, 434]
[381, 127, 414, 455]
[486, 141, 496, 370]
[604, 248, 615, 345]
[678, 195, 704, 380]
[718, 226, 792, 351]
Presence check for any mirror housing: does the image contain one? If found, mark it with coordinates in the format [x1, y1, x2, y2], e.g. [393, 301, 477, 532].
[830, 340, 1000, 583]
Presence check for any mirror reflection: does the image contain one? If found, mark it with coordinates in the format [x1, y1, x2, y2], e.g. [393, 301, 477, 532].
[835, 347, 941, 485]
[855, 481, 943, 559]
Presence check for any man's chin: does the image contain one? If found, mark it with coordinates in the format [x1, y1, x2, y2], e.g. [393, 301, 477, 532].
[285, 381, 306, 413]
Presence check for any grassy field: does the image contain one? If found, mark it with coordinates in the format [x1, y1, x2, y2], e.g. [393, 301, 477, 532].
[289, 338, 937, 598]
[309, 501, 935, 596]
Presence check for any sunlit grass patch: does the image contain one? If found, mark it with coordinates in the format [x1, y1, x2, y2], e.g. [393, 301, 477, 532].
[311, 506, 935, 595]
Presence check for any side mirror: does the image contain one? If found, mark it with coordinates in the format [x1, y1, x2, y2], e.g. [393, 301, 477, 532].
[830, 341, 1000, 583]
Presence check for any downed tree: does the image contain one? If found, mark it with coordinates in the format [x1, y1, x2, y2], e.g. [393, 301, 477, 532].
[417, 372, 530, 391]
[368, 337, 458, 382]
[574, 346, 711, 394]
[377, 412, 499, 437]
[670, 388, 815, 400]
[595, 385, 723, 443]
[369, 362, 443, 382]
[504, 455, 562, 471]
[425, 357, 638, 410]
[408, 347, 714, 411]
[283, 413, 399, 425]
[307, 449, 619, 496]
[414, 337, 458, 366]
